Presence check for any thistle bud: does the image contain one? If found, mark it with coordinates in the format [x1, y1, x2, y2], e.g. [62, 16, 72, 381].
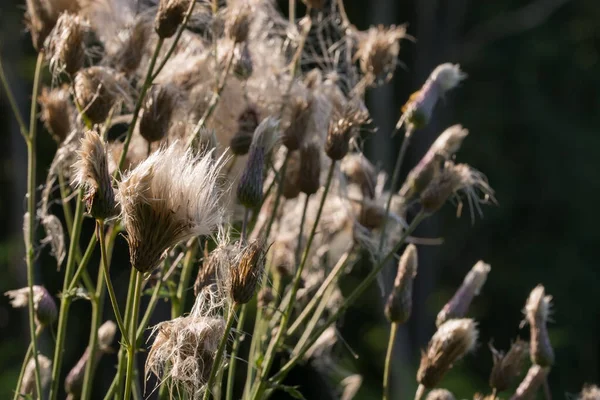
[524, 285, 554, 367]
[510, 365, 549, 400]
[385, 244, 418, 323]
[426, 389, 456, 400]
[282, 97, 311, 151]
[417, 318, 478, 388]
[402, 64, 466, 129]
[233, 43, 253, 80]
[341, 153, 377, 198]
[21, 354, 52, 398]
[39, 86, 73, 143]
[356, 25, 406, 84]
[230, 240, 266, 304]
[489, 339, 529, 392]
[155, 0, 190, 39]
[436, 260, 491, 326]
[139, 85, 177, 143]
[580, 384, 600, 400]
[5, 286, 57, 327]
[231, 106, 260, 155]
[74, 67, 119, 124]
[46, 13, 85, 77]
[225, 5, 251, 44]
[73, 130, 116, 220]
[298, 142, 321, 195]
[282, 150, 301, 199]
[236, 117, 279, 208]
[325, 100, 369, 161]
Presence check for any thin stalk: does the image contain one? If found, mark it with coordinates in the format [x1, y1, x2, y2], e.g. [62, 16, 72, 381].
[58, 172, 74, 233]
[289, 0, 295, 24]
[117, 38, 164, 172]
[124, 271, 143, 400]
[292, 279, 335, 353]
[225, 305, 247, 400]
[13, 325, 43, 400]
[24, 52, 44, 398]
[382, 322, 399, 400]
[202, 304, 239, 400]
[377, 126, 414, 258]
[269, 211, 427, 385]
[68, 234, 98, 292]
[251, 161, 336, 400]
[414, 384, 425, 400]
[263, 150, 289, 241]
[114, 268, 138, 399]
[136, 258, 169, 342]
[0, 56, 28, 139]
[175, 240, 198, 316]
[294, 194, 310, 266]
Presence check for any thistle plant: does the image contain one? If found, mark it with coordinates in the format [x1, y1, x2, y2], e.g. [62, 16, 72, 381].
[0, 1, 576, 400]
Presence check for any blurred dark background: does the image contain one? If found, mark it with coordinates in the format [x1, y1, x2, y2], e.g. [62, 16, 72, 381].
[1, 0, 599, 399]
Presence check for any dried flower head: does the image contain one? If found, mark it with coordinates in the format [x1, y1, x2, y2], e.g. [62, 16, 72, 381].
[46, 13, 85, 77]
[118, 143, 225, 273]
[41, 213, 66, 267]
[233, 44, 253, 80]
[112, 16, 152, 74]
[426, 389, 456, 400]
[420, 162, 494, 219]
[74, 67, 120, 124]
[236, 117, 279, 208]
[225, 4, 251, 44]
[139, 85, 177, 143]
[325, 100, 370, 161]
[282, 150, 301, 199]
[341, 153, 377, 198]
[73, 129, 116, 220]
[417, 318, 478, 388]
[579, 384, 600, 400]
[298, 141, 322, 196]
[385, 244, 418, 323]
[39, 86, 73, 143]
[429, 125, 469, 159]
[355, 25, 406, 84]
[524, 285, 554, 367]
[511, 365, 549, 400]
[282, 96, 311, 151]
[21, 354, 52, 397]
[436, 260, 491, 326]
[25, 0, 56, 50]
[231, 106, 260, 155]
[489, 339, 529, 392]
[230, 239, 266, 304]
[402, 64, 466, 129]
[155, 0, 191, 38]
[6, 285, 57, 327]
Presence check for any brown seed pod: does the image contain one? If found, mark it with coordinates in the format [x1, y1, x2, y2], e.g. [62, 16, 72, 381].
[225, 5, 251, 44]
[74, 67, 120, 124]
[325, 100, 369, 161]
[139, 85, 177, 143]
[231, 106, 260, 156]
[39, 86, 73, 143]
[45, 13, 85, 77]
[489, 339, 529, 392]
[155, 0, 190, 39]
[230, 240, 266, 304]
[282, 96, 311, 151]
[385, 244, 418, 323]
[282, 150, 301, 199]
[297, 142, 321, 196]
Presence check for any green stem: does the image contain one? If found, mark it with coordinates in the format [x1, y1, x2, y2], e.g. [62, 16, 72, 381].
[117, 38, 164, 173]
[263, 150, 289, 241]
[13, 325, 43, 400]
[175, 240, 198, 317]
[68, 234, 98, 292]
[136, 263, 166, 342]
[202, 304, 239, 400]
[251, 161, 336, 400]
[225, 304, 247, 400]
[382, 322, 398, 400]
[269, 211, 427, 386]
[24, 52, 44, 399]
[0, 56, 28, 139]
[57, 171, 74, 233]
[114, 268, 137, 399]
[124, 271, 143, 400]
[294, 194, 309, 266]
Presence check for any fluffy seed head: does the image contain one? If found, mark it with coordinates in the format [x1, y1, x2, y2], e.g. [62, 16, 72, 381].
[430, 125, 469, 159]
[436, 260, 491, 326]
[73, 130, 116, 220]
[231, 106, 259, 155]
[385, 244, 418, 323]
[25, 0, 56, 50]
[230, 240, 266, 304]
[118, 143, 225, 273]
[426, 389, 456, 400]
[417, 318, 478, 388]
[282, 96, 311, 151]
[298, 142, 322, 195]
[46, 13, 85, 77]
[511, 365, 549, 400]
[140, 85, 177, 143]
[39, 86, 73, 143]
[74, 67, 120, 124]
[225, 4, 252, 44]
[6, 286, 57, 327]
[21, 354, 52, 397]
[341, 153, 377, 198]
[580, 384, 600, 400]
[524, 285, 554, 367]
[325, 100, 370, 161]
[489, 339, 529, 392]
[155, 0, 190, 38]
[356, 25, 406, 84]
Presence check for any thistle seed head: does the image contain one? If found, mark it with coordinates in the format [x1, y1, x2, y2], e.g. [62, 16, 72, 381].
[39, 86, 73, 143]
[298, 141, 321, 196]
[231, 106, 260, 156]
[356, 25, 406, 84]
[341, 153, 377, 198]
[385, 244, 418, 323]
[46, 12, 85, 77]
[225, 4, 252, 44]
[25, 0, 56, 50]
[429, 125, 469, 159]
[436, 260, 491, 326]
[139, 85, 178, 143]
[282, 150, 301, 199]
[426, 389, 456, 400]
[282, 96, 311, 151]
[489, 339, 529, 392]
[417, 318, 478, 388]
[580, 384, 600, 400]
[118, 143, 225, 273]
[74, 66, 120, 124]
[5, 286, 57, 327]
[230, 239, 266, 304]
[399, 153, 445, 202]
[511, 365, 549, 400]
[21, 354, 52, 398]
[112, 16, 152, 74]
[524, 285, 554, 367]
[155, 0, 191, 39]
[325, 99, 369, 161]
